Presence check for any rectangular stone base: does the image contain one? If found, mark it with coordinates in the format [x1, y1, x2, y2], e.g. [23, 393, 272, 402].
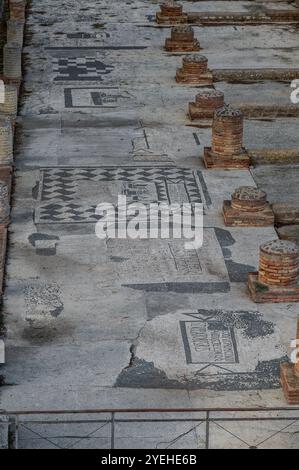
[189, 102, 215, 120]
[280, 363, 299, 405]
[248, 272, 299, 303]
[203, 147, 250, 169]
[165, 39, 201, 52]
[223, 200, 274, 227]
[176, 70, 213, 86]
[156, 12, 188, 24]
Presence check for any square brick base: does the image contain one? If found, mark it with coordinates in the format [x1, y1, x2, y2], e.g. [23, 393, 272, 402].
[281, 363, 299, 405]
[176, 70, 213, 86]
[165, 39, 201, 52]
[156, 12, 188, 24]
[223, 200, 274, 227]
[203, 147, 250, 169]
[248, 272, 299, 303]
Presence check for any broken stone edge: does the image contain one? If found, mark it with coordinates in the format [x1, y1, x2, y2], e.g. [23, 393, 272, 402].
[0, 1, 26, 376]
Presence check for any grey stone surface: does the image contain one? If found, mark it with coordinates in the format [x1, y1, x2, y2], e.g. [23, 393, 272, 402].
[0, 415, 9, 449]
[0, 0, 299, 449]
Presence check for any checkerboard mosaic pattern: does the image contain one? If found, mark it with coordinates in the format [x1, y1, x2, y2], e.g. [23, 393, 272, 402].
[35, 167, 206, 224]
[53, 57, 114, 81]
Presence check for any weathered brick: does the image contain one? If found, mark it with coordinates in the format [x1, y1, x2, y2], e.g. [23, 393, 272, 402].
[204, 105, 250, 169]
[176, 54, 213, 85]
[223, 186, 274, 227]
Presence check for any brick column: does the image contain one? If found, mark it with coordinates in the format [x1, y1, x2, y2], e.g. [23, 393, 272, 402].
[258, 240, 299, 287]
[3, 44, 22, 82]
[157, 1, 188, 24]
[0, 84, 18, 117]
[9, 0, 26, 20]
[0, 182, 10, 226]
[295, 317, 299, 378]
[176, 54, 213, 85]
[165, 26, 200, 52]
[248, 240, 299, 303]
[7, 19, 25, 47]
[212, 106, 244, 156]
[281, 316, 299, 404]
[189, 89, 224, 120]
[0, 119, 13, 165]
[223, 186, 274, 227]
[204, 105, 250, 168]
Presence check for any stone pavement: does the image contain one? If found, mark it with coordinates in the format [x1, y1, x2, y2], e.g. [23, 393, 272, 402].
[0, 0, 299, 448]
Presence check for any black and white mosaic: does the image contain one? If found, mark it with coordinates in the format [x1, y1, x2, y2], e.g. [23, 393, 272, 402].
[116, 309, 288, 391]
[35, 167, 207, 224]
[180, 312, 239, 365]
[53, 57, 114, 81]
[64, 87, 131, 108]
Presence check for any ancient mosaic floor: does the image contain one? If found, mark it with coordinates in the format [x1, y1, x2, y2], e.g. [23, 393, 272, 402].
[1, 0, 299, 449]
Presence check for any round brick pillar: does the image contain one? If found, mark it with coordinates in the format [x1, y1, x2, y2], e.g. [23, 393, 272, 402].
[182, 55, 208, 75]
[0, 84, 18, 116]
[258, 240, 299, 287]
[171, 25, 194, 42]
[0, 182, 10, 226]
[295, 317, 299, 378]
[161, 1, 183, 16]
[7, 19, 25, 47]
[0, 119, 13, 164]
[195, 89, 224, 111]
[212, 105, 244, 156]
[231, 187, 267, 212]
[3, 44, 22, 80]
[9, 0, 26, 20]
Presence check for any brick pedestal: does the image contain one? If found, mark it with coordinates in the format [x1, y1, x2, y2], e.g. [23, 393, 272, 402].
[0, 119, 13, 165]
[7, 19, 25, 47]
[156, 1, 188, 24]
[0, 182, 10, 227]
[204, 105, 250, 169]
[3, 44, 22, 81]
[281, 317, 299, 404]
[0, 84, 18, 117]
[165, 26, 200, 52]
[9, 0, 26, 20]
[223, 186, 274, 227]
[176, 54, 213, 85]
[189, 89, 224, 121]
[248, 240, 299, 303]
